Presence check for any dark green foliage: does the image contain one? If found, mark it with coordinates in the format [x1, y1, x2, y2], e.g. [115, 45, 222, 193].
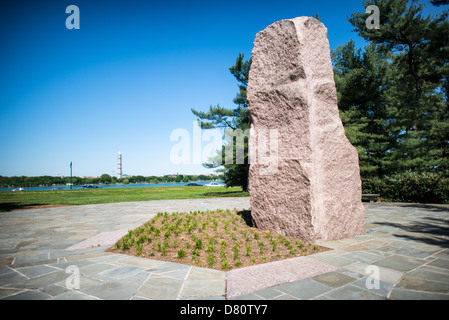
[362, 171, 448, 203]
[430, 0, 449, 6]
[333, 0, 449, 202]
[343, 0, 449, 173]
[191, 54, 251, 191]
[332, 41, 393, 177]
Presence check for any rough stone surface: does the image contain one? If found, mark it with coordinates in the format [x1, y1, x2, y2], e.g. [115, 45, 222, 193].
[247, 16, 365, 242]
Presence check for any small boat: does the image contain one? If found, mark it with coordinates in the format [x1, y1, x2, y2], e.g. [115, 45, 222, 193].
[82, 184, 100, 189]
[204, 182, 225, 187]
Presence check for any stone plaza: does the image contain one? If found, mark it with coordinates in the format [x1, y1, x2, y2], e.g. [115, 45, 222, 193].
[0, 198, 448, 300]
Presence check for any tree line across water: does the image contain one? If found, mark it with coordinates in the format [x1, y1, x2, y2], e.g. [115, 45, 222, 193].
[0, 174, 224, 188]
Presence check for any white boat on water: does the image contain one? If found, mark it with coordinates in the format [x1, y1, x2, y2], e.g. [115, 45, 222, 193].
[204, 182, 225, 187]
[12, 187, 26, 191]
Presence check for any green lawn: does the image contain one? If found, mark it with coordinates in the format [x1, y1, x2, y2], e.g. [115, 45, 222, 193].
[0, 186, 249, 212]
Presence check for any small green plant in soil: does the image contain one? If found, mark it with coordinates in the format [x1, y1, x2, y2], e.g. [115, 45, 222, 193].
[177, 248, 186, 259]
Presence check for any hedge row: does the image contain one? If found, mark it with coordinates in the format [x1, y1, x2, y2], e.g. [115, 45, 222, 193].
[362, 171, 449, 204]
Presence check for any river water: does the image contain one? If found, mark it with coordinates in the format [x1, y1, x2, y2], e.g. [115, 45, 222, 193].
[0, 181, 225, 192]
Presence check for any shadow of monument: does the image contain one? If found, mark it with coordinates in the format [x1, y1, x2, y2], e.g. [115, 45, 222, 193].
[236, 210, 254, 228]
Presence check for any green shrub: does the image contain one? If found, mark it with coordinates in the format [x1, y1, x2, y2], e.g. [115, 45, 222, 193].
[207, 253, 215, 267]
[177, 249, 186, 259]
[362, 176, 385, 195]
[221, 260, 230, 270]
[122, 240, 130, 251]
[137, 235, 146, 245]
[194, 237, 203, 250]
[362, 171, 448, 203]
[245, 244, 251, 256]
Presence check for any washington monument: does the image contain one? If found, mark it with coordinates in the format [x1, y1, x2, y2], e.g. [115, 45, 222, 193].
[117, 152, 122, 179]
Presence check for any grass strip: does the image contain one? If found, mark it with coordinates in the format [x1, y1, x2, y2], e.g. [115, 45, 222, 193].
[0, 186, 248, 212]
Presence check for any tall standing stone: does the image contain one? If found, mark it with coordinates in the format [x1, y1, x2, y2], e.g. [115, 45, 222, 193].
[247, 17, 365, 242]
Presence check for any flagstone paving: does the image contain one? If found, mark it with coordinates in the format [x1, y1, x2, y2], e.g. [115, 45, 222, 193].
[0, 199, 448, 300]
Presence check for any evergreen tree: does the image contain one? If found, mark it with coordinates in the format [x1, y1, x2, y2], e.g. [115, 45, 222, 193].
[332, 41, 394, 177]
[191, 54, 251, 191]
[431, 0, 449, 6]
[345, 0, 449, 175]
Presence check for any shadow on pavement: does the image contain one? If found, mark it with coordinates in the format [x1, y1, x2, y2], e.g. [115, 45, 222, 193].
[375, 215, 449, 247]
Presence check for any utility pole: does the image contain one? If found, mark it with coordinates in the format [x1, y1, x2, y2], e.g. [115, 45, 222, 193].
[70, 161, 72, 190]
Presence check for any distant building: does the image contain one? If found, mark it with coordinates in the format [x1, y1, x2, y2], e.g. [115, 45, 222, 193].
[117, 152, 123, 179]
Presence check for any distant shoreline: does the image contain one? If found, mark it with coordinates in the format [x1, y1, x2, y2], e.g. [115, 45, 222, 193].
[0, 181, 225, 192]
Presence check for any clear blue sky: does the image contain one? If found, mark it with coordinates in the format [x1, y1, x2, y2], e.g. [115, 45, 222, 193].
[0, 0, 444, 177]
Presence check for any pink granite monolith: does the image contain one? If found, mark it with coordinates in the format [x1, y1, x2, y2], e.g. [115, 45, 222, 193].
[247, 17, 365, 242]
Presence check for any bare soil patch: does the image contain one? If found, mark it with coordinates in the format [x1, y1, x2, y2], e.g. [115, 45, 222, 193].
[108, 209, 330, 271]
